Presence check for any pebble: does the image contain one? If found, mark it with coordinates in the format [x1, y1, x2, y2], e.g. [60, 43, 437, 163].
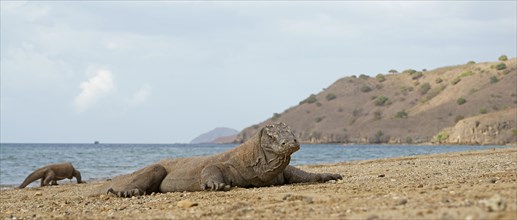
[328, 180, 336, 184]
[177, 200, 198, 208]
[367, 214, 379, 220]
[282, 194, 313, 204]
[34, 192, 42, 196]
[397, 198, 408, 206]
[483, 194, 506, 212]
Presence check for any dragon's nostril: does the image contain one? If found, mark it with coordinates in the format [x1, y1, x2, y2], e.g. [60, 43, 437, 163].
[281, 142, 286, 146]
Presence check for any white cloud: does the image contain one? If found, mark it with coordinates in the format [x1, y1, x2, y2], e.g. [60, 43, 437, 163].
[127, 84, 152, 105]
[74, 69, 114, 112]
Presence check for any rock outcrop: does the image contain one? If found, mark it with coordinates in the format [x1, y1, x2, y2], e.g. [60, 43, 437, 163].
[434, 108, 516, 145]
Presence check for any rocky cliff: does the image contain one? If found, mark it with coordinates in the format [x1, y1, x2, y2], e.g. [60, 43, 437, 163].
[434, 108, 516, 145]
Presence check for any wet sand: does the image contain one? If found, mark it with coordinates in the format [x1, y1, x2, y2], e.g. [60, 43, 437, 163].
[1, 147, 516, 219]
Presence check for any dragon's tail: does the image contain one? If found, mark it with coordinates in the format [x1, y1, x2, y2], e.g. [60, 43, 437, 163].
[18, 168, 46, 188]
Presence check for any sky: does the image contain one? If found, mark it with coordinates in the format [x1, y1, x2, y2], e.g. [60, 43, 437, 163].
[1, 1, 516, 143]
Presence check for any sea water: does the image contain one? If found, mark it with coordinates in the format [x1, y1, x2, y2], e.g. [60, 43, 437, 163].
[0, 143, 508, 187]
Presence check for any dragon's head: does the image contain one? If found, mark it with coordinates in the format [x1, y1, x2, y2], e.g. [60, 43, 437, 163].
[260, 122, 300, 156]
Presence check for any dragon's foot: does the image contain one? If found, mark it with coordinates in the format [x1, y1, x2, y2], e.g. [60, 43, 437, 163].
[107, 188, 143, 198]
[320, 173, 343, 182]
[201, 180, 231, 191]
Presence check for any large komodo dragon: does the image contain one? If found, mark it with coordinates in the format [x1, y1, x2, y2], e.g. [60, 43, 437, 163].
[18, 162, 84, 188]
[96, 122, 342, 197]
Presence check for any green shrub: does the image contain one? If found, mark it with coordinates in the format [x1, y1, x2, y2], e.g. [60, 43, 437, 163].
[480, 108, 488, 114]
[451, 77, 461, 85]
[457, 97, 466, 105]
[467, 61, 476, 64]
[326, 93, 337, 101]
[435, 78, 443, 83]
[376, 74, 386, 82]
[403, 69, 417, 74]
[460, 71, 474, 77]
[419, 83, 431, 95]
[359, 74, 370, 79]
[400, 86, 414, 94]
[300, 94, 318, 105]
[395, 110, 408, 119]
[495, 63, 507, 70]
[389, 69, 398, 74]
[499, 55, 508, 61]
[411, 72, 423, 80]
[435, 132, 449, 142]
[361, 85, 372, 93]
[272, 113, 281, 120]
[315, 116, 325, 123]
[374, 96, 389, 106]
[490, 76, 499, 84]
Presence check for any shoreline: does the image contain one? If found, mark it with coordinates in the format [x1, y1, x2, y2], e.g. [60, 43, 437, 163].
[1, 147, 516, 219]
[2, 144, 513, 188]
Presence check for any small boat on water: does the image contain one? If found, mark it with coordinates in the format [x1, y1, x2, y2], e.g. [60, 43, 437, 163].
[94, 141, 100, 144]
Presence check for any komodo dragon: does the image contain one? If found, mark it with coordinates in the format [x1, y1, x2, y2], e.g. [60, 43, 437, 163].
[18, 162, 84, 188]
[96, 122, 342, 197]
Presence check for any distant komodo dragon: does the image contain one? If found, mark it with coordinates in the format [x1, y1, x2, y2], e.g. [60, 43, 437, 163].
[96, 122, 342, 197]
[18, 162, 84, 188]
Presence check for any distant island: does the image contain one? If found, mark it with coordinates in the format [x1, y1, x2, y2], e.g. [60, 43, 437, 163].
[190, 127, 238, 144]
[236, 57, 516, 145]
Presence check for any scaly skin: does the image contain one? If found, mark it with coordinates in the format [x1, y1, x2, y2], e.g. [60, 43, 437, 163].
[96, 123, 342, 197]
[18, 162, 84, 188]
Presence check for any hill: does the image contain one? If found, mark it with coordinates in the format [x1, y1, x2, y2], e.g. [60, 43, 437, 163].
[236, 58, 517, 144]
[190, 127, 238, 144]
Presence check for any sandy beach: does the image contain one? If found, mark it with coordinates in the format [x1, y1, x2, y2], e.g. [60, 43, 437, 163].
[1, 147, 516, 220]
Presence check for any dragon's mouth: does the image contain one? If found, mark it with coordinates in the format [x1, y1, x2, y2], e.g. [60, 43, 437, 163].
[281, 144, 300, 155]
[292, 144, 300, 152]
